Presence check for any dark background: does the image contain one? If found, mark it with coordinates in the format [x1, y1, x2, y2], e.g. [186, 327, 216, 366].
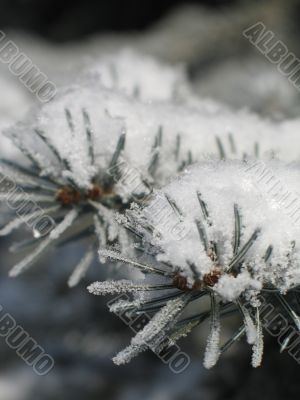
[0, 0, 238, 41]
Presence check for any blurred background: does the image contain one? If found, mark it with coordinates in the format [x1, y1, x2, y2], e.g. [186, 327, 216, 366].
[0, 1, 300, 399]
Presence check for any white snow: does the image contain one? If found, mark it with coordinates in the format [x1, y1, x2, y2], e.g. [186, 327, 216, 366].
[6, 74, 300, 200]
[129, 160, 300, 301]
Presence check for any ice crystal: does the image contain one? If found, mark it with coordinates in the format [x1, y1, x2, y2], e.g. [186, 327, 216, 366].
[113, 295, 190, 365]
[251, 308, 264, 368]
[203, 293, 221, 369]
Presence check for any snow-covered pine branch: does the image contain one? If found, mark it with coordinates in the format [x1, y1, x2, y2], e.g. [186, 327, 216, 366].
[2, 53, 300, 285]
[90, 160, 300, 368]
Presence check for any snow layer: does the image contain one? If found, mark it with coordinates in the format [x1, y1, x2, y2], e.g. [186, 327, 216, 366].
[6, 77, 300, 193]
[129, 160, 300, 301]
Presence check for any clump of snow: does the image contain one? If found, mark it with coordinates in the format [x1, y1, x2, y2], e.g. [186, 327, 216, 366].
[216, 271, 262, 302]
[130, 160, 300, 301]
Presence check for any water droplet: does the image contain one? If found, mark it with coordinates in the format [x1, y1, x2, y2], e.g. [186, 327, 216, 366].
[33, 229, 41, 239]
